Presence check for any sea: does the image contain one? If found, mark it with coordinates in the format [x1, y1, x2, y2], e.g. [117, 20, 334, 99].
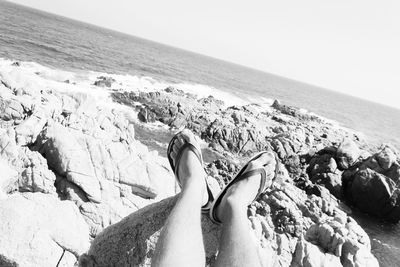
[0, 1, 399, 266]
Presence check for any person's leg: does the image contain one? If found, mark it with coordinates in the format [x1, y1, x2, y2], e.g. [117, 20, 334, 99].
[152, 132, 207, 267]
[214, 153, 276, 267]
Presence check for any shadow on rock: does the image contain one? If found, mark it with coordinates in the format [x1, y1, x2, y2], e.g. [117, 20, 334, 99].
[80, 196, 220, 267]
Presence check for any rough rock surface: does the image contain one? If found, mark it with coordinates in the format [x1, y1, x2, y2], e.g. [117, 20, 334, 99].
[0, 61, 394, 266]
[0, 63, 178, 266]
[82, 181, 378, 267]
[80, 197, 220, 267]
[342, 145, 400, 222]
[93, 76, 115, 88]
[0, 193, 90, 267]
[337, 139, 362, 170]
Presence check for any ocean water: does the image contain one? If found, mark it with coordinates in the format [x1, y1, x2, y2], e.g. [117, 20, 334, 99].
[0, 1, 400, 265]
[1, 1, 399, 149]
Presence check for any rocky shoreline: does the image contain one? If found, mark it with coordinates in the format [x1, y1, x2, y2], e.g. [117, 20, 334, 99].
[1, 61, 399, 266]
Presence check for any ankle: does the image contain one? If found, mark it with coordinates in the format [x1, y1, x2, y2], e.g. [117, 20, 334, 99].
[224, 194, 249, 210]
[179, 181, 206, 207]
[219, 195, 248, 222]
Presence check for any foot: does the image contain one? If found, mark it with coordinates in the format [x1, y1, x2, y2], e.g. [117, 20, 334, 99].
[216, 152, 276, 222]
[169, 129, 207, 202]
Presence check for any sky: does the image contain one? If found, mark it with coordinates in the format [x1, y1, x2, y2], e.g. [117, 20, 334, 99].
[7, 0, 400, 109]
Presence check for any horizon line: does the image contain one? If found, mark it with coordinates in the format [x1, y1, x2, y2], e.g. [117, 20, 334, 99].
[4, 0, 400, 111]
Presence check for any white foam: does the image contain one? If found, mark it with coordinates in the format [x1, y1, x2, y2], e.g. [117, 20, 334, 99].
[0, 58, 358, 139]
[171, 82, 247, 107]
[0, 58, 260, 112]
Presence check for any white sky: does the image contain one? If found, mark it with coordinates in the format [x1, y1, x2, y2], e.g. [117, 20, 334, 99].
[8, 0, 400, 109]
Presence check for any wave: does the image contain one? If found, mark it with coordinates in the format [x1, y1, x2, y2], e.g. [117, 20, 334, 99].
[0, 57, 357, 138]
[0, 58, 250, 108]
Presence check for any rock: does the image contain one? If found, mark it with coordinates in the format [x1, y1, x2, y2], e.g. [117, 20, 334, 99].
[308, 153, 342, 198]
[33, 110, 176, 234]
[0, 60, 389, 266]
[312, 172, 342, 199]
[18, 148, 57, 194]
[231, 111, 243, 124]
[376, 145, 397, 171]
[292, 237, 342, 267]
[164, 86, 185, 95]
[342, 145, 400, 222]
[0, 159, 18, 199]
[14, 112, 47, 145]
[336, 139, 361, 170]
[1, 99, 24, 121]
[38, 123, 102, 203]
[93, 76, 115, 87]
[271, 99, 321, 122]
[305, 219, 379, 266]
[346, 169, 400, 222]
[272, 99, 281, 109]
[81, 196, 220, 267]
[83, 179, 379, 267]
[0, 128, 56, 194]
[138, 106, 157, 123]
[258, 181, 375, 265]
[0, 193, 90, 267]
[385, 162, 400, 183]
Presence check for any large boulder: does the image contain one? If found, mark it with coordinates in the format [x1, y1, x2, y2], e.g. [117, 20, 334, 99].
[2, 67, 178, 238]
[38, 123, 102, 203]
[35, 114, 176, 235]
[365, 146, 400, 182]
[0, 128, 56, 195]
[342, 145, 400, 222]
[345, 169, 400, 222]
[0, 193, 90, 267]
[81, 196, 220, 267]
[82, 180, 378, 267]
[305, 220, 378, 266]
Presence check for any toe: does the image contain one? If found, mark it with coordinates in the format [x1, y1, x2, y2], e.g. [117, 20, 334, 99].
[172, 138, 181, 154]
[182, 130, 201, 152]
[258, 151, 276, 166]
[177, 136, 186, 149]
[181, 129, 193, 143]
[181, 128, 192, 137]
[258, 152, 277, 185]
[170, 150, 177, 165]
[244, 152, 276, 176]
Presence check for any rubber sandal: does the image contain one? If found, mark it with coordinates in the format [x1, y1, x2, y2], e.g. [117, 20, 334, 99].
[167, 130, 215, 212]
[209, 151, 277, 224]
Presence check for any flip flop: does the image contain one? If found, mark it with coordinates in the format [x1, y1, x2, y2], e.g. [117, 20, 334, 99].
[167, 129, 215, 212]
[209, 151, 277, 224]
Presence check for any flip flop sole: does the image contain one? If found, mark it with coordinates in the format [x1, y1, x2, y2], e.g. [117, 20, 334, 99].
[209, 151, 276, 224]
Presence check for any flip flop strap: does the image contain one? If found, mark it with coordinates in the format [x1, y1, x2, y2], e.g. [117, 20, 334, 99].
[236, 168, 267, 196]
[211, 167, 267, 223]
[174, 142, 203, 185]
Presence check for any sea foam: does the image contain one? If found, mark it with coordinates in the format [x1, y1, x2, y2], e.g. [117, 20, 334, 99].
[0, 58, 352, 137]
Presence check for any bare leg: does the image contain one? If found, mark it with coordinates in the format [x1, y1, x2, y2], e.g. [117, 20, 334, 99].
[152, 132, 207, 267]
[214, 153, 275, 267]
